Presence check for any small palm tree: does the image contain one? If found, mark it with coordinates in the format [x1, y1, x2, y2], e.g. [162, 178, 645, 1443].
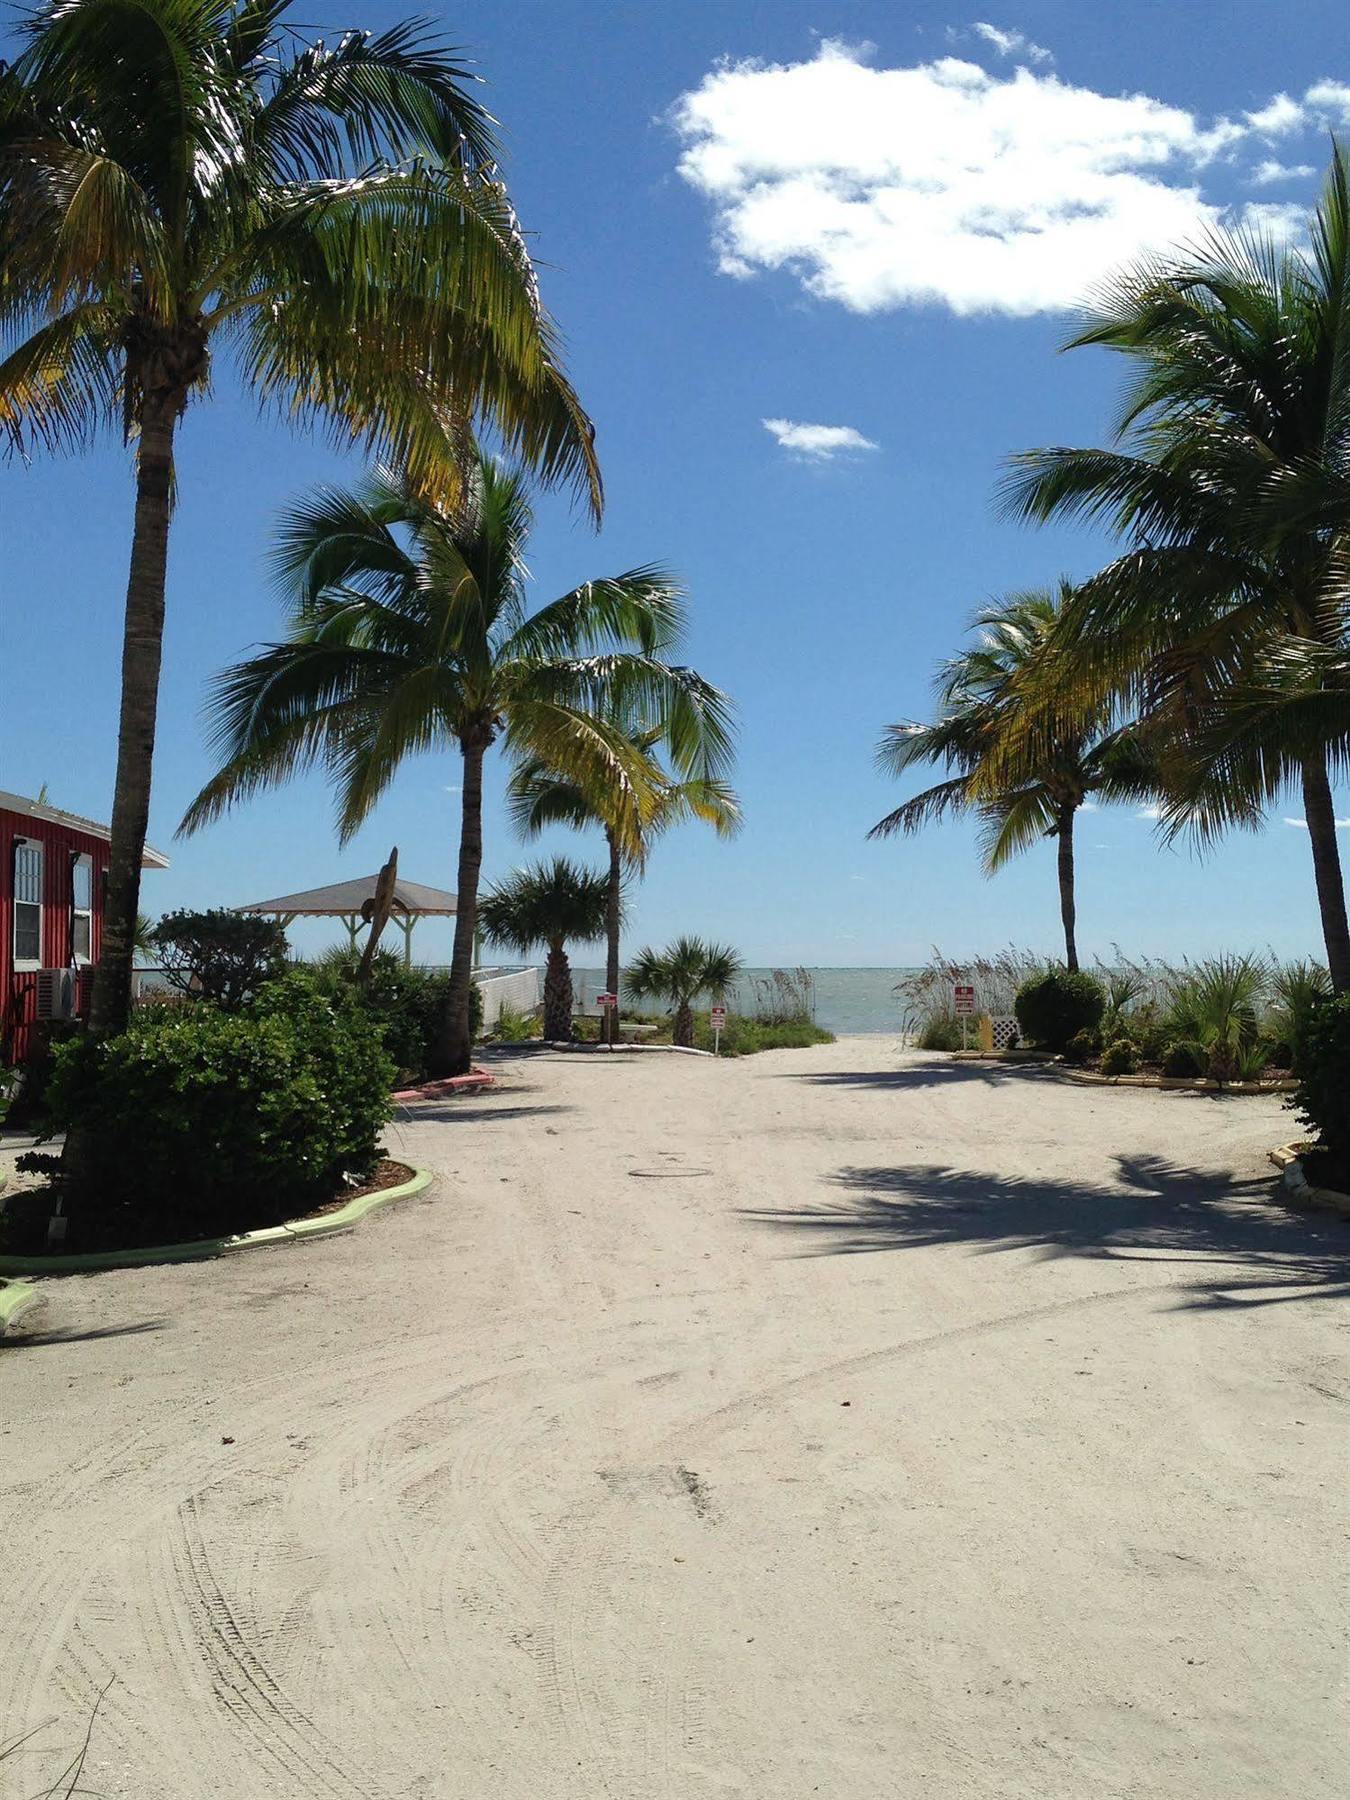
[626, 936, 742, 1048]
[868, 587, 1157, 969]
[182, 454, 675, 1074]
[0, 0, 599, 1040]
[508, 721, 740, 1042]
[478, 858, 611, 1042]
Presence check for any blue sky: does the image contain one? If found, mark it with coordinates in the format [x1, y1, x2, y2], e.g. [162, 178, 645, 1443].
[5, 0, 1348, 965]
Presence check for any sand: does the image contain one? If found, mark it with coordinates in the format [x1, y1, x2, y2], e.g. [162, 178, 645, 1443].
[2, 1039, 1346, 1798]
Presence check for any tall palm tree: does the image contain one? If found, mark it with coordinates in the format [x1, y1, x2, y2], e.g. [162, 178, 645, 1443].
[868, 587, 1157, 969]
[181, 455, 684, 1074]
[1002, 150, 1350, 988]
[478, 857, 611, 1042]
[0, 0, 599, 1040]
[508, 721, 740, 1043]
[626, 936, 742, 1048]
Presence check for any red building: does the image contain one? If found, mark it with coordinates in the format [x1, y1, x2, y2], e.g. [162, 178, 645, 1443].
[1, 789, 168, 1065]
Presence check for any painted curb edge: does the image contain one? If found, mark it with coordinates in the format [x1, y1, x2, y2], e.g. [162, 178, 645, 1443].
[0, 1165, 434, 1278]
[951, 1051, 1295, 1096]
[1268, 1143, 1350, 1219]
[0, 1276, 41, 1337]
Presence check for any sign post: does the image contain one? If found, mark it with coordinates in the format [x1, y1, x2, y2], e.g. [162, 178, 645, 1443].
[953, 983, 976, 1051]
[597, 991, 617, 1043]
[710, 1003, 727, 1055]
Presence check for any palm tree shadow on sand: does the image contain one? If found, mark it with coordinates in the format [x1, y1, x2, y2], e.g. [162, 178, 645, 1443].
[742, 1154, 1350, 1312]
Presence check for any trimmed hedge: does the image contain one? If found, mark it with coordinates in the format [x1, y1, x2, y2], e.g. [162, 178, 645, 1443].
[1294, 993, 1350, 1177]
[1014, 969, 1106, 1052]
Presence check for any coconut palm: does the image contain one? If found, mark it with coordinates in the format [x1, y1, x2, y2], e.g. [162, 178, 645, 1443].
[181, 454, 682, 1074]
[1002, 150, 1350, 988]
[508, 721, 740, 1043]
[626, 936, 742, 1048]
[868, 587, 1157, 969]
[478, 857, 611, 1042]
[0, 0, 599, 1040]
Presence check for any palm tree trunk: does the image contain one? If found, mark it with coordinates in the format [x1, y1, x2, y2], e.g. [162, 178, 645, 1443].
[543, 944, 573, 1041]
[674, 998, 694, 1048]
[88, 401, 178, 1040]
[1301, 754, 1350, 992]
[434, 736, 487, 1076]
[603, 829, 621, 1046]
[1057, 802, 1079, 972]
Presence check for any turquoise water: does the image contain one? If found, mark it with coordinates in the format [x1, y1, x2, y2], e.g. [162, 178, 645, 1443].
[572, 967, 913, 1037]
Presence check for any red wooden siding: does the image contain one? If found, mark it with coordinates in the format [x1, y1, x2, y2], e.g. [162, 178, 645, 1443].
[1, 806, 109, 1065]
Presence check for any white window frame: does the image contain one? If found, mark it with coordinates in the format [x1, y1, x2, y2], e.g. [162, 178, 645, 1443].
[71, 852, 93, 966]
[12, 836, 43, 972]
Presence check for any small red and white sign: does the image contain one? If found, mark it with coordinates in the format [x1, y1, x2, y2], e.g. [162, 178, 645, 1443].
[598, 992, 618, 1010]
[710, 1004, 727, 1028]
[953, 984, 976, 1017]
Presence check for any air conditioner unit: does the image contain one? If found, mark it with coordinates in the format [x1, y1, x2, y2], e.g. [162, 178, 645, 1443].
[35, 967, 80, 1022]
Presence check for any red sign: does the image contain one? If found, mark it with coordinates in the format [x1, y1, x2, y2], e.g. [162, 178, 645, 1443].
[710, 1004, 727, 1027]
[953, 985, 976, 1016]
[598, 992, 617, 1009]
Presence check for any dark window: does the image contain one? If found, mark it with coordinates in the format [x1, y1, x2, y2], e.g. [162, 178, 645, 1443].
[13, 839, 42, 964]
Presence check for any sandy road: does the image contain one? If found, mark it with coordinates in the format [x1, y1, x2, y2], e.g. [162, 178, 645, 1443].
[2, 1039, 1347, 1798]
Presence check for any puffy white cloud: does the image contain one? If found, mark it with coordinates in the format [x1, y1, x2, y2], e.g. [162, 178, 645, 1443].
[1305, 79, 1350, 121]
[1137, 804, 1163, 820]
[673, 42, 1272, 316]
[1245, 93, 1305, 136]
[971, 21, 1052, 64]
[762, 417, 880, 458]
[1252, 158, 1315, 185]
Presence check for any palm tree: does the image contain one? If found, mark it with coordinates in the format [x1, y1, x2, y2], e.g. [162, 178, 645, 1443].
[181, 455, 684, 1074]
[478, 857, 611, 1042]
[626, 936, 743, 1048]
[0, 0, 599, 1040]
[868, 587, 1157, 969]
[508, 722, 740, 1043]
[1002, 150, 1350, 988]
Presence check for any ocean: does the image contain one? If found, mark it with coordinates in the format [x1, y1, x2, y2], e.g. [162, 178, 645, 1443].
[571, 967, 913, 1037]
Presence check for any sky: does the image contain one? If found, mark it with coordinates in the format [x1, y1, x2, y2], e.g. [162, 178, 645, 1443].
[5, 0, 1349, 966]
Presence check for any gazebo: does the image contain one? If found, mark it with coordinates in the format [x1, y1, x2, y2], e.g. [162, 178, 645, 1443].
[234, 873, 458, 965]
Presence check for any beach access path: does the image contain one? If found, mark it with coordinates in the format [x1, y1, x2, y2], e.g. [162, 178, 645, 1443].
[2, 1038, 1345, 1798]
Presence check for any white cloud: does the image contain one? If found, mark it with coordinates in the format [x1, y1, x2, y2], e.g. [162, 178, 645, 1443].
[672, 42, 1283, 316]
[1137, 804, 1163, 820]
[1284, 815, 1350, 829]
[1305, 80, 1350, 121]
[971, 21, 1052, 64]
[1252, 158, 1315, 185]
[762, 417, 879, 459]
[1245, 93, 1305, 136]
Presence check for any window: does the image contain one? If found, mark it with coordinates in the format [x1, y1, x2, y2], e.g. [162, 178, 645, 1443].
[12, 838, 43, 967]
[71, 853, 93, 963]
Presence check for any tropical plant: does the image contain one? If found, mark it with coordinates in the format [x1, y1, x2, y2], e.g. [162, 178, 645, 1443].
[1267, 959, 1333, 1073]
[149, 907, 288, 1010]
[307, 947, 480, 1081]
[626, 935, 743, 1048]
[1294, 993, 1350, 1181]
[477, 857, 611, 1042]
[508, 717, 739, 1043]
[1002, 151, 1350, 988]
[869, 586, 1157, 967]
[181, 454, 683, 1074]
[1162, 953, 1268, 1083]
[1014, 967, 1106, 1051]
[1099, 1038, 1138, 1077]
[0, 0, 599, 1043]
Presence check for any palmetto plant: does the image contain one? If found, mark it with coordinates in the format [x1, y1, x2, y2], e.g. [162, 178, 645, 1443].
[0, 0, 599, 1041]
[626, 936, 742, 1049]
[478, 857, 611, 1042]
[1162, 953, 1269, 1084]
[181, 454, 677, 1074]
[868, 586, 1157, 969]
[508, 718, 739, 1043]
[1003, 150, 1350, 989]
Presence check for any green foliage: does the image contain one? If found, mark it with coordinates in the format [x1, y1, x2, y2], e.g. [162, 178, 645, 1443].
[897, 948, 1049, 1038]
[1014, 969, 1106, 1051]
[626, 935, 744, 1047]
[693, 1015, 834, 1056]
[491, 1000, 540, 1042]
[149, 908, 289, 1010]
[1293, 994, 1350, 1170]
[478, 858, 612, 957]
[308, 950, 480, 1081]
[917, 1013, 966, 1052]
[1099, 1038, 1138, 1077]
[23, 973, 393, 1247]
[1064, 1026, 1100, 1064]
[1162, 954, 1266, 1081]
[1161, 1040, 1205, 1078]
[1267, 961, 1333, 1073]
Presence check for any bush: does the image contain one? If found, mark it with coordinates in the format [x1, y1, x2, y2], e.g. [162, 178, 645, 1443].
[491, 1000, 540, 1042]
[309, 951, 481, 1082]
[1161, 1040, 1205, 1078]
[1014, 969, 1106, 1052]
[917, 1013, 966, 1051]
[1100, 1039, 1138, 1077]
[692, 1014, 835, 1056]
[149, 908, 289, 1010]
[24, 972, 394, 1248]
[1293, 994, 1350, 1177]
[1064, 1026, 1100, 1065]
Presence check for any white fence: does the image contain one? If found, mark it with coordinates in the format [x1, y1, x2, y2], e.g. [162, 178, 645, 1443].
[474, 965, 540, 1028]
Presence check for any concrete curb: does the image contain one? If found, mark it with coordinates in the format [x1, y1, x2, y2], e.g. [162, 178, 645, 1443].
[540, 1039, 715, 1058]
[0, 1276, 41, 1337]
[0, 1164, 433, 1277]
[950, 1050, 1295, 1095]
[392, 1070, 495, 1102]
[1268, 1143, 1350, 1218]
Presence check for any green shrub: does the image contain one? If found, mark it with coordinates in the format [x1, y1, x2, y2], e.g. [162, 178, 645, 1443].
[1161, 1040, 1205, 1078]
[491, 1000, 540, 1042]
[150, 908, 289, 1010]
[25, 972, 393, 1248]
[1014, 969, 1106, 1051]
[693, 1014, 834, 1056]
[1100, 1039, 1138, 1077]
[309, 951, 480, 1081]
[916, 1013, 966, 1051]
[1267, 960, 1332, 1074]
[1064, 1026, 1100, 1065]
[1293, 994, 1350, 1174]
